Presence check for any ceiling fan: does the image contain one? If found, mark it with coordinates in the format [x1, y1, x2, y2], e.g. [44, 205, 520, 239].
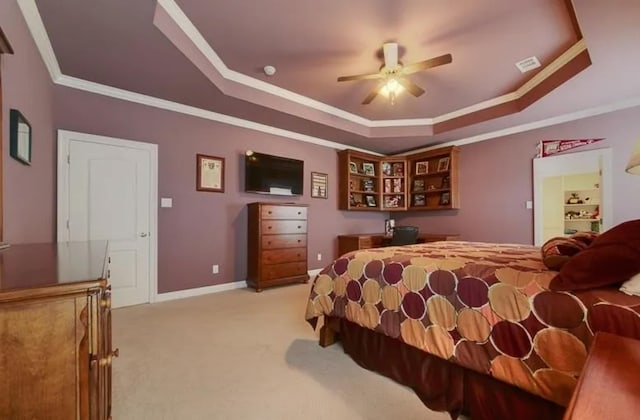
[337, 42, 452, 105]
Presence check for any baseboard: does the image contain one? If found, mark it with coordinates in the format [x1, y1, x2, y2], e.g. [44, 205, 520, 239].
[154, 280, 248, 303]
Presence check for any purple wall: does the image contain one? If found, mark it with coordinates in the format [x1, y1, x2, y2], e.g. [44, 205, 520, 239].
[53, 87, 387, 293]
[1, 1, 55, 243]
[396, 106, 640, 243]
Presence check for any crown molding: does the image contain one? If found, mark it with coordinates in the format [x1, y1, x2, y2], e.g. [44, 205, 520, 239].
[18, 0, 640, 156]
[55, 75, 382, 155]
[17, 0, 61, 81]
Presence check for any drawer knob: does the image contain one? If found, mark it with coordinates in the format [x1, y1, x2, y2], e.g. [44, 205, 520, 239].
[297, 211, 301, 215]
[297, 240, 301, 243]
[267, 241, 272, 245]
[100, 295, 112, 309]
[99, 348, 120, 366]
[268, 211, 272, 214]
[297, 226, 301, 229]
[268, 226, 272, 229]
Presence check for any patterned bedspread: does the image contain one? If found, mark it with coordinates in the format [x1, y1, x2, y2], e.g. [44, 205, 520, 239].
[305, 241, 640, 406]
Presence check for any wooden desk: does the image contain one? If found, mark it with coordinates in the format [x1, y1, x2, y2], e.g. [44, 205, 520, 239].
[563, 332, 640, 420]
[337, 232, 460, 257]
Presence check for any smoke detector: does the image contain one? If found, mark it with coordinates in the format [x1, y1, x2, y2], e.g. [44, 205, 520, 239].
[263, 65, 276, 76]
[515, 56, 541, 73]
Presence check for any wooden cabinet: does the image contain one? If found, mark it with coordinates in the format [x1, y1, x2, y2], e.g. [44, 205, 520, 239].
[338, 150, 381, 210]
[408, 146, 459, 210]
[338, 146, 459, 212]
[247, 202, 309, 291]
[380, 158, 407, 211]
[563, 332, 640, 420]
[0, 241, 114, 420]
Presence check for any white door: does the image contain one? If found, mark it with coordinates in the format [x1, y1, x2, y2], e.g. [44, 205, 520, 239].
[533, 148, 613, 246]
[57, 130, 157, 308]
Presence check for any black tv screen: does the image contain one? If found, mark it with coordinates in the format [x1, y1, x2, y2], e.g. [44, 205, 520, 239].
[245, 151, 304, 196]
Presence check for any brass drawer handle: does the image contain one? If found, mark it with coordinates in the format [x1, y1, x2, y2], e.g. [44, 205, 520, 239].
[99, 349, 120, 367]
[100, 295, 112, 309]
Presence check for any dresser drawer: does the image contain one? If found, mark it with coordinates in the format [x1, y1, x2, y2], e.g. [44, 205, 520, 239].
[261, 262, 307, 281]
[261, 220, 307, 234]
[262, 234, 307, 249]
[261, 205, 307, 220]
[262, 248, 307, 264]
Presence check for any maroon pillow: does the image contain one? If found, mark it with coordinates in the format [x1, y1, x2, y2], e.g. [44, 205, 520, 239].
[550, 220, 640, 291]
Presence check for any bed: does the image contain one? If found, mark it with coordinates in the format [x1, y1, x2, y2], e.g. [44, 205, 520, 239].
[305, 238, 640, 420]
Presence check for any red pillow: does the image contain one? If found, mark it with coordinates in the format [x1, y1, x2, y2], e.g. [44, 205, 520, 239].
[550, 220, 640, 291]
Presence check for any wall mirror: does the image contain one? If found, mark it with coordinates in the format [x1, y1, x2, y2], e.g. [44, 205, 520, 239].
[9, 109, 32, 165]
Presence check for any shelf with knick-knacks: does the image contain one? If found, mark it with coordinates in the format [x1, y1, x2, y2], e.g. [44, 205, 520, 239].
[338, 146, 459, 212]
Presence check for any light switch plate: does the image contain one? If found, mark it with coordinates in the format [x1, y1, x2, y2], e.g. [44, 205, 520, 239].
[161, 198, 173, 208]
[525, 200, 533, 209]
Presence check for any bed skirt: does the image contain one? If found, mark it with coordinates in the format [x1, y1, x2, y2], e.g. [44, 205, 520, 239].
[336, 317, 565, 420]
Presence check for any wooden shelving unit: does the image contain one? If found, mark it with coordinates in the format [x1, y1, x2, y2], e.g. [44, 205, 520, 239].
[338, 150, 381, 210]
[338, 146, 459, 212]
[407, 146, 459, 211]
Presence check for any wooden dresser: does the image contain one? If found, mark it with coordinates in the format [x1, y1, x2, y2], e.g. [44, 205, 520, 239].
[0, 241, 115, 419]
[247, 202, 309, 291]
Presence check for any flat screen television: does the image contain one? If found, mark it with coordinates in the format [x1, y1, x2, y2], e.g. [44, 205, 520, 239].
[244, 151, 304, 196]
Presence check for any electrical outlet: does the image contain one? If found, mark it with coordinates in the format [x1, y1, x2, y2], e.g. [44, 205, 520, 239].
[212, 264, 219, 274]
[317, 253, 322, 261]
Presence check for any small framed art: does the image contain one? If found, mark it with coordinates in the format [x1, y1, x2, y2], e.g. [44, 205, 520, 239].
[196, 154, 225, 192]
[439, 192, 451, 205]
[362, 162, 375, 176]
[437, 157, 450, 172]
[366, 195, 377, 207]
[311, 172, 328, 199]
[416, 161, 428, 175]
[349, 161, 358, 173]
[9, 109, 32, 165]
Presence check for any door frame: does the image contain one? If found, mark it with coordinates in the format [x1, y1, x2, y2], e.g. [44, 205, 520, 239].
[57, 129, 159, 303]
[533, 148, 613, 246]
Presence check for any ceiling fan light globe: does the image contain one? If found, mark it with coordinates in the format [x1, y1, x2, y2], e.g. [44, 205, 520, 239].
[380, 78, 405, 99]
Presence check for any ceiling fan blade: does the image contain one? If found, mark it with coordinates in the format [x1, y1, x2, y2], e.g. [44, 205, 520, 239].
[383, 42, 398, 70]
[362, 80, 386, 104]
[337, 72, 382, 82]
[396, 77, 425, 97]
[402, 53, 452, 75]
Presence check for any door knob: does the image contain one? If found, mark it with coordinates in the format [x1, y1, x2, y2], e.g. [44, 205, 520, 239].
[140, 232, 148, 237]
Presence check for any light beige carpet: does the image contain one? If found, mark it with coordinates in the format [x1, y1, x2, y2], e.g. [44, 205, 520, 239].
[112, 283, 451, 420]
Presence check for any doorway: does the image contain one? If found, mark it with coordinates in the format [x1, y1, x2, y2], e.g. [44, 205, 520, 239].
[57, 130, 158, 308]
[533, 148, 613, 246]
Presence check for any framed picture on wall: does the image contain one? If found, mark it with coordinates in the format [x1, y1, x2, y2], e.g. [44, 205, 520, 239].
[196, 154, 225, 192]
[311, 172, 328, 199]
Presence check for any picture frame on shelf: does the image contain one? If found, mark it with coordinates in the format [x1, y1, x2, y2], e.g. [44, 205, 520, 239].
[414, 194, 426, 206]
[384, 178, 392, 193]
[349, 161, 358, 173]
[366, 195, 377, 207]
[362, 162, 375, 176]
[311, 172, 328, 199]
[439, 192, 451, 205]
[416, 161, 429, 175]
[413, 179, 425, 192]
[392, 162, 404, 176]
[437, 157, 450, 172]
[441, 175, 450, 189]
[381, 162, 392, 176]
[393, 178, 402, 193]
[196, 153, 225, 192]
